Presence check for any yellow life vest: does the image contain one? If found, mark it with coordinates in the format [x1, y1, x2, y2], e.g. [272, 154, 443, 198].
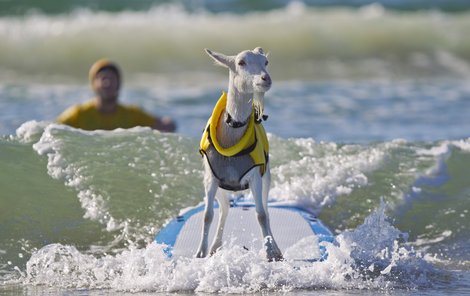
[200, 92, 269, 190]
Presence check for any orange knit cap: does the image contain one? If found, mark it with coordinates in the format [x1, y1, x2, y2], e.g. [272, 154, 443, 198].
[88, 59, 121, 83]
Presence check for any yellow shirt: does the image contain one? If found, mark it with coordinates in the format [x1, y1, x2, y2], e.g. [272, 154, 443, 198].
[57, 100, 156, 130]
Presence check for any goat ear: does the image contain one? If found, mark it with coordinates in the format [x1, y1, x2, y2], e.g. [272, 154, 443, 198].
[254, 47, 264, 55]
[205, 49, 235, 70]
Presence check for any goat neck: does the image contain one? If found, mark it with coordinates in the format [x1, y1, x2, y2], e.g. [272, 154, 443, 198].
[216, 86, 253, 148]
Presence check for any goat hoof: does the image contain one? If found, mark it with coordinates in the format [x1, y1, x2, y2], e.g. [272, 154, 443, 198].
[209, 243, 222, 256]
[195, 250, 207, 258]
[267, 252, 284, 262]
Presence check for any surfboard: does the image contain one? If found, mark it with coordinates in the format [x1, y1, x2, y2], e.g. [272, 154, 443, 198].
[155, 196, 335, 261]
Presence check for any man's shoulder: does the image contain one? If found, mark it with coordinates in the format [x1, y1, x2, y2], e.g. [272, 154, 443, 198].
[78, 100, 98, 111]
[64, 100, 96, 113]
[57, 100, 96, 124]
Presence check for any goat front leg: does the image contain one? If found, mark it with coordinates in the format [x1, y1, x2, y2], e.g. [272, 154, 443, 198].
[195, 175, 218, 258]
[251, 170, 283, 261]
[209, 193, 229, 255]
[262, 167, 271, 220]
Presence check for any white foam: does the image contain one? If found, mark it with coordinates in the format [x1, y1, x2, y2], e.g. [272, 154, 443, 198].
[22, 201, 442, 292]
[269, 138, 392, 212]
[338, 200, 406, 263]
[417, 139, 470, 157]
[31, 124, 126, 230]
[15, 120, 50, 144]
[413, 230, 453, 247]
[416, 141, 452, 157]
[452, 138, 470, 152]
[283, 235, 321, 260]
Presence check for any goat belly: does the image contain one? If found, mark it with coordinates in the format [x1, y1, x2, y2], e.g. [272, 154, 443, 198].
[203, 145, 259, 191]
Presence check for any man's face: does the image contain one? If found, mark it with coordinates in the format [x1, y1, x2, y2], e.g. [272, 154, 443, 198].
[92, 68, 120, 102]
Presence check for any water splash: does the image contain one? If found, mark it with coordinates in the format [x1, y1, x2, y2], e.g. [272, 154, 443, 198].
[22, 200, 446, 292]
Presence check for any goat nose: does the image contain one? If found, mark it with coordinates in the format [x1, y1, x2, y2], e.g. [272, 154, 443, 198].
[261, 74, 271, 82]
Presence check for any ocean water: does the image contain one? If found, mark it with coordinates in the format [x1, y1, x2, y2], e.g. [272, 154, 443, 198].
[1, 0, 470, 295]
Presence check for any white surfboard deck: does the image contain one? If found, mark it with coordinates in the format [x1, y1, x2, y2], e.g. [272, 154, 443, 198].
[155, 197, 335, 261]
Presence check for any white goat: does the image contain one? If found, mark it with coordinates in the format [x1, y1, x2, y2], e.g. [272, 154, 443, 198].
[196, 47, 283, 261]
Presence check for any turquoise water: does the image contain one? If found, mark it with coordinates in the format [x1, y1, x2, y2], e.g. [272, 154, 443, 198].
[1, 0, 470, 294]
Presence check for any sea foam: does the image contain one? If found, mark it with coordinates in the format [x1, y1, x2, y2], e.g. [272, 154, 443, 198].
[24, 201, 443, 293]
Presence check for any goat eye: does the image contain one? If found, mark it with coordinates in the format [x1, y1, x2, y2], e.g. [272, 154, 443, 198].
[265, 61, 269, 66]
[238, 60, 246, 66]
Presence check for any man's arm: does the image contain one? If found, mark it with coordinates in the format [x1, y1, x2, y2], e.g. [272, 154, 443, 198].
[153, 116, 176, 132]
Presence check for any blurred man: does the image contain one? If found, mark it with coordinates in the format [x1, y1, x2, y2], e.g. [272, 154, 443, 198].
[57, 59, 176, 132]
